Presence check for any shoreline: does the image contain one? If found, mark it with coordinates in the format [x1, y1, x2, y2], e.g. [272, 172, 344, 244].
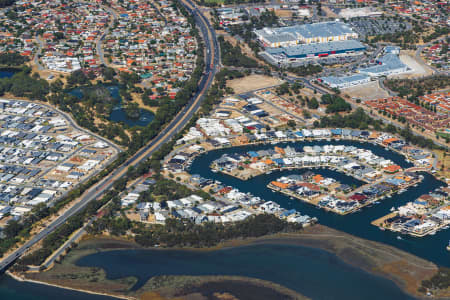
[6, 270, 131, 300]
[17, 225, 444, 300]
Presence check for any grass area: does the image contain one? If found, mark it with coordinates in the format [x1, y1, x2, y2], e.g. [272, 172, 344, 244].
[434, 148, 450, 179]
[137, 275, 309, 300]
[437, 132, 450, 140]
[420, 267, 450, 299]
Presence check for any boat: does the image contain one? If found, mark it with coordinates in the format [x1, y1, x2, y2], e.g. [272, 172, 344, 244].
[390, 207, 395, 212]
[396, 236, 402, 240]
[379, 227, 385, 231]
[447, 241, 450, 251]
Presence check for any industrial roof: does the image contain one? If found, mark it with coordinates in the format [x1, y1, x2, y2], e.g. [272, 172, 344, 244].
[321, 74, 370, 85]
[266, 39, 365, 57]
[358, 53, 407, 75]
[255, 21, 356, 43]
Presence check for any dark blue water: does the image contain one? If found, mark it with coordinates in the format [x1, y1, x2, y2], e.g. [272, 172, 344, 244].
[189, 140, 449, 267]
[0, 274, 115, 300]
[76, 244, 416, 300]
[69, 85, 154, 127]
[0, 70, 15, 78]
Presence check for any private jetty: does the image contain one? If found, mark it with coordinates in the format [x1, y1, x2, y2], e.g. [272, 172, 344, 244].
[372, 187, 450, 237]
[210, 144, 423, 215]
[268, 171, 422, 215]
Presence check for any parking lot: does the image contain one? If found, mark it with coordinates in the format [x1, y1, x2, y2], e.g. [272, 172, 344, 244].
[350, 17, 411, 37]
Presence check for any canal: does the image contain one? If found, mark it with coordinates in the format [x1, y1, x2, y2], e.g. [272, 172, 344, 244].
[189, 140, 449, 267]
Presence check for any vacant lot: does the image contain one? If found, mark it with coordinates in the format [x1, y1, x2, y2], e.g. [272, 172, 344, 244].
[228, 75, 283, 94]
[392, 51, 434, 79]
[342, 81, 389, 100]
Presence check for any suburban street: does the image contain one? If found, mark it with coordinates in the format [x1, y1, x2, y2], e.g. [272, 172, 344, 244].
[0, 0, 219, 273]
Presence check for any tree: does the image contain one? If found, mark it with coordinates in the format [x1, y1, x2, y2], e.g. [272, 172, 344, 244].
[67, 70, 89, 86]
[307, 97, 319, 109]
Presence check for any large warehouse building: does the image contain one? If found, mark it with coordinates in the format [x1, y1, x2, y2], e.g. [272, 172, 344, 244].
[266, 39, 366, 60]
[254, 21, 358, 48]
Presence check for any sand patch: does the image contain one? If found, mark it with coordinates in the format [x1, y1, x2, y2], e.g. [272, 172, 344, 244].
[391, 51, 434, 79]
[227, 75, 283, 94]
[342, 81, 389, 100]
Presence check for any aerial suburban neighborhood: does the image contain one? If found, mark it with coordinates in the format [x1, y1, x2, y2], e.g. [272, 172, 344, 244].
[0, 0, 448, 299]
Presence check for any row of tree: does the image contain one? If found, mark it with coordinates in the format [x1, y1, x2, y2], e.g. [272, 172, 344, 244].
[384, 76, 450, 97]
[218, 36, 259, 69]
[0, 52, 28, 66]
[0, 0, 14, 8]
[92, 214, 303, 248]
[0, 67, 49, 101]
[316, 108, 440, 150]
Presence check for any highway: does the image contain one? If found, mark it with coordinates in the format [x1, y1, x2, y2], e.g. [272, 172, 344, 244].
[0, 0, 219, 273]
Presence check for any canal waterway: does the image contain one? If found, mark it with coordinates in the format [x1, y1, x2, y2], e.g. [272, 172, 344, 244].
[75, 243, 416, 300]
[188, 140, 449, 267]
[69, 85, 154, 127]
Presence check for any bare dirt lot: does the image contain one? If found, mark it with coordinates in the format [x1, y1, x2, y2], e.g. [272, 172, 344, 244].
[392, 51, 434, 79]
[275, 9, 292, 18]
[227, 75, 283, 94]
[342, 81, 389, 100]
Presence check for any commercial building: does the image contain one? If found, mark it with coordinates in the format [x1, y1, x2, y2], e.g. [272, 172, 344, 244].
[254, 21, 358, 48]
[359, 53, 408, 77]
[266, 39, 365, 60]
[319, 74, 371, 89]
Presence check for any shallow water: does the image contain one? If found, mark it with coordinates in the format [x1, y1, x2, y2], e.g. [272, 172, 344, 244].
[0, 274, 115, 300]
[0, 70, 15, 78]
[76, 243, 417, 300]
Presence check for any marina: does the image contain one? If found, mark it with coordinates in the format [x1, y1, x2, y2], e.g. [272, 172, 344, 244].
[268, 172, 422, 215]
[186, 139, 449, 267]
[210, 143, 424, 215]
[372, 187, 450, 238]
